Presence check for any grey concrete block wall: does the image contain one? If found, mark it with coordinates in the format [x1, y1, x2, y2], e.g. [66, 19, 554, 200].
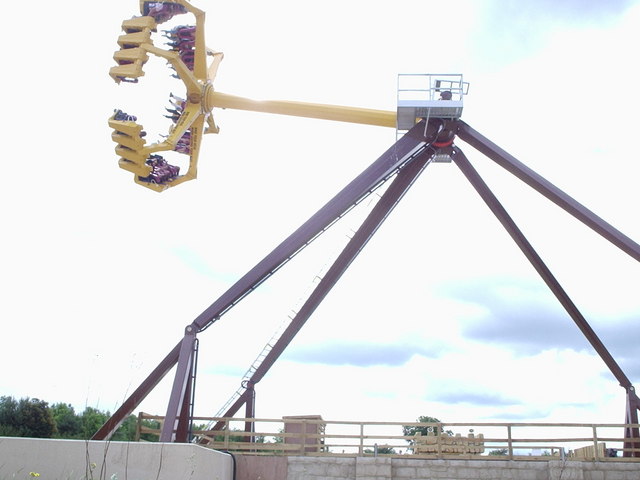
[391, 458, 550, 480]
[356, 457, 392, 480]
[280, 456, 640, 480]
[584, 461, 640, 480]
[286, 456, 354, 480]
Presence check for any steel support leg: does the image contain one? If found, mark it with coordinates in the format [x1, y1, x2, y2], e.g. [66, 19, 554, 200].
[175, 336, 198, 443]
[247, 147, 436, 384]
[92, 341, 181, 440]
[244, 383, 256, 443]
[456, 121, 640, 262]
[455, 123, 640, 457]
[451, 147, 634, 390]
[209, 145, 436, 428]
[174, 366, 194, 443]
[188, 120, 435, 332]
[94, 119, 438, 441]
[624, 388, 640, 457]
[160, 326, 197, 442]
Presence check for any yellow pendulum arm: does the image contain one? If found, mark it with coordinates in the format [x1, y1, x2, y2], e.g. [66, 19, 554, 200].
[205, 91, 397, 129]
[108, 0, 398, 192]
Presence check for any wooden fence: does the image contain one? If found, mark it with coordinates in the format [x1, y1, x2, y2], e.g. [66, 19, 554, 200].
[136, 413, 640, 461]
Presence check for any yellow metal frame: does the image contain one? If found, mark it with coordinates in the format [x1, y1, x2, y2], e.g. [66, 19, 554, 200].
[109, 0, 396, 191]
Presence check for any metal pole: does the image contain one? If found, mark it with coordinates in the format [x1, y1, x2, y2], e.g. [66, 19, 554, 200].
[174, 365, 194, 443]
[160, 326, 197, 442]
[624, 388, 640, 457]
[244, 383, 256, 443]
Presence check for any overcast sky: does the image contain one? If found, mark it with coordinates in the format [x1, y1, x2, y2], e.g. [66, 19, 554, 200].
[1, 0, 639, 430]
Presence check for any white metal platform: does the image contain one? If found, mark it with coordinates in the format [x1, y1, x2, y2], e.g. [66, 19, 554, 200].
[396, 74, 468, 133]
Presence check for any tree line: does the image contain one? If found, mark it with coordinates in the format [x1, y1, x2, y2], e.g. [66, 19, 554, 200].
[0, 396, 159, 441]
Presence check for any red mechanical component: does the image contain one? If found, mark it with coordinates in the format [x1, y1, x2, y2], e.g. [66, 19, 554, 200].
[433, 124, 456, 148]
[433, 138, 455, 148]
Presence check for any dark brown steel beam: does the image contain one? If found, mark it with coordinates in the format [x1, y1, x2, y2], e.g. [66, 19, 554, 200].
[624, 389, 640, 457]
[451, 146, 634, 391]
[95, 119, 437, 442]
[160, 327, 197, 441]
[249, 148, 436, 386]
[244, 384, 255, 442]
[210, 146, 436, 425]
[92, 341, 181, 440]
[188, 119, 438, 333]
[456, 121, 640, 263]
[456, 122, 640, 457]
[175, 366, 194, 443]
[206, 388, 253, 433]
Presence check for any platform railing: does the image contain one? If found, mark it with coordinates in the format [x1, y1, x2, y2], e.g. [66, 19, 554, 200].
[397, 73, 467, 102]
[135, 413, 640, 461]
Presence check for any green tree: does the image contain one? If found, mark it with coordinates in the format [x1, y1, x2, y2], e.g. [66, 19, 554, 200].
[51, 403, 82, 438]
[489, 448, 509, 456]
[19, 398, 56, 438]
[364, 446, 396, 454]
[0, 396, 21, 436]
[213, 427, 252, 443]
[402, 415, 453, 440]
[52, 404, 139, 441]
[2, 396, 155, 442]
[0, 397, 56, 438]
[81, 407, 110, 439]
[110, 414, 139, 441]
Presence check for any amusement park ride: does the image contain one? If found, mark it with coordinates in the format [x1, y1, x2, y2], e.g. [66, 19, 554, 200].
[101, 0, 640, 456]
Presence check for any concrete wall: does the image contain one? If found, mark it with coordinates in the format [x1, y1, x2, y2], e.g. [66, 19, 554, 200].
[238, 455, 640, 480]
[0, 437, 234, 480]
[2, 438, 638, 480]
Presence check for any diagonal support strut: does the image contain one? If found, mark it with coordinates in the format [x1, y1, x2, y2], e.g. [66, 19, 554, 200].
[456, 121, 640, 263]
[451, 145, 639, 457]
[93, 119, 439, 441]
[205, 144, 437, 433]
